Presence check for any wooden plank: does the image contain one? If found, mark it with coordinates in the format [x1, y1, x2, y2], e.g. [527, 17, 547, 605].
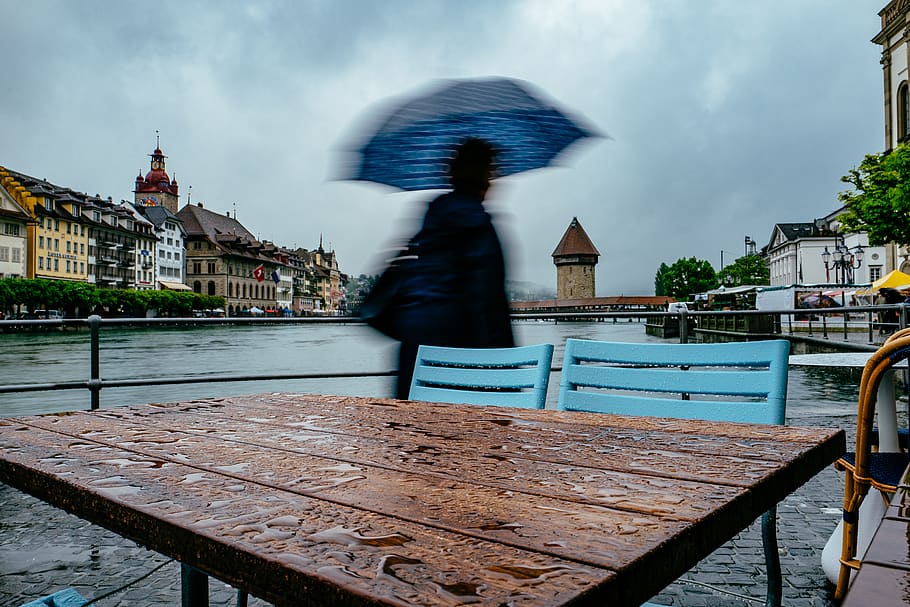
[5, 416, 699, 568]
[21, 407, 746, 520]
[841, 562, 910, 607]
[0, 423, 615, 607]
[96, 394, 839, 471]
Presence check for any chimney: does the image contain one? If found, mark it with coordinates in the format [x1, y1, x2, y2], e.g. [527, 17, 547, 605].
[197, 202, 203, 208]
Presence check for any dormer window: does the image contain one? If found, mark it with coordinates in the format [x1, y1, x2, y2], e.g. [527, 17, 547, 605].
[45, 198, 54, 211]
[93, 211, 101, 222]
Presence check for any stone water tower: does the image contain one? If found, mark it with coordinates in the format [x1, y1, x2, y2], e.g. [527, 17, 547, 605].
[552, 217, 600, 299]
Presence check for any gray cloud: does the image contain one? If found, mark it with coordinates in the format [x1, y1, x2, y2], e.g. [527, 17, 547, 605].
[0, 0, 885, 294]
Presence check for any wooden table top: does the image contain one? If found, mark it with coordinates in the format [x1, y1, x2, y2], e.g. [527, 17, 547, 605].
[0, 393, 845, 607]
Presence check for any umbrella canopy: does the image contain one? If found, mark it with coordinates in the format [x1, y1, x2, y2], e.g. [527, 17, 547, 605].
[872, 269, 910, 291]
[345, 77, 600, 191]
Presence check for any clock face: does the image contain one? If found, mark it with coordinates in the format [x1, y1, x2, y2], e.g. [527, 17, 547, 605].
[151, 160, 161, 169]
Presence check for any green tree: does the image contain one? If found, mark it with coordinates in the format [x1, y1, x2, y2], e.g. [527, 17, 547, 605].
[654, 263, 670, 296]
[839, 143, 910, 246]
[718, 254, 770, 286]
[662, 257, 718, 301]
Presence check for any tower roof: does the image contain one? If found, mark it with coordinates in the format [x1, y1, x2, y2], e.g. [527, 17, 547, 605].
[552, 216, 600, 258]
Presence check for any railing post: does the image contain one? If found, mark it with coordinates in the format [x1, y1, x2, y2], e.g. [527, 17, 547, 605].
[868, 310, 874, 344]
[88, 315, 101, 410]
[679, 310, 688, 344]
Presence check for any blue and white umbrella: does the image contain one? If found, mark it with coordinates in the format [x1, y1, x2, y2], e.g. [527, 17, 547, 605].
[345, 77, 601, 191]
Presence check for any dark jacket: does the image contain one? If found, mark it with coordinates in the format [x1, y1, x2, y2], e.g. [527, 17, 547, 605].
[393, 190, 513, 397]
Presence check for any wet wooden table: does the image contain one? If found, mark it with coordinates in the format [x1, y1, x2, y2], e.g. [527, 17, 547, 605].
[0, 393, 845, 607]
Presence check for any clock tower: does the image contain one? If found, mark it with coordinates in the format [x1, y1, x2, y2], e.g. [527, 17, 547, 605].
[134, 137, 180, 213]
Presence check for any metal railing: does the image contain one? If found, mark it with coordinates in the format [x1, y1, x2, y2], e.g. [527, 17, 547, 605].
[0, 315, 395, 410]
[2, 305, 908, 410]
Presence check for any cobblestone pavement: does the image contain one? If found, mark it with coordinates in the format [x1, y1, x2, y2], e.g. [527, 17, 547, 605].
[0, 411, 854, 607]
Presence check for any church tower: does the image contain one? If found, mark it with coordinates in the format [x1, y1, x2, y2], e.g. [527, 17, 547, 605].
[134, 136, 179, 213]
[552, 217, 600, 300]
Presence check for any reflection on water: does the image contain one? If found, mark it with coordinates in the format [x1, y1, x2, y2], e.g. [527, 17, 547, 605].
[0, 321, 892, 426]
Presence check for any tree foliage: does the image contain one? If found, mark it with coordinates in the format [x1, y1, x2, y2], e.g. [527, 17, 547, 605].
[718, 254, 770, 286]
[661, 257, 718, 301]
[0, 278, 224, 318]
[654, 263, 670, 296]
[839, 143, 910, 246]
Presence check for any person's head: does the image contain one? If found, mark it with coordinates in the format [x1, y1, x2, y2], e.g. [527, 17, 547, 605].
[448, 138, 496, 197]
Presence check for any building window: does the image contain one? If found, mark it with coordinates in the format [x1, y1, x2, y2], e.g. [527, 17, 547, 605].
[193, 280, 201, 293]
[66, 223, 71, 234]
[900, 83, 910, 141]
[228, 282, 233, 297]
[66, 260, 71, 272]
[175, 253, 180, 261]
[81, 226, 85, 236]
[159, 249, 165, 258]
[870, 266, 883, 282]
[207, 281, 216, 296]
[4, 223, 20, 236]
[54, 239, 59, 251]
[242, 283, 247, 298]
[54, 219, 60, 231]
[194, 241, 202, 250]
[38, 236, 44, 249]
[66, 241, 71, 253]
[193, 262, 201, 274]
[38, 257, 43, 269]
[80, 262, 84, 273]
[80, 243, 84, 254]
[0, 247, 7, 262]
[12, 248, 20, 263]
[54, 258, 59, 271]
[207, 262, 216, 273]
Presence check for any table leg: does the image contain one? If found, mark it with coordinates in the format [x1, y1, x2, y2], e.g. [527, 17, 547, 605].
[181, 563, 209, 607]
[821, 370, 899, 585]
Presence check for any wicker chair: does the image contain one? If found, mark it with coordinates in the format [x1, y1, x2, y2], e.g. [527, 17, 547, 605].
[833, 331, 910, 599]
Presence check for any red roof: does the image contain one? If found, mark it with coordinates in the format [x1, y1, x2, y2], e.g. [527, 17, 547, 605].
[552, 217, 600, 258]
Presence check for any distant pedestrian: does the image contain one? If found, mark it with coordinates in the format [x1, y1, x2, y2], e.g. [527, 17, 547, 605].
[389, 138, 514, 399]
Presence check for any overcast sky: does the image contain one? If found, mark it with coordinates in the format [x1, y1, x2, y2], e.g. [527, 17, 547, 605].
[0, 1, 887, 295]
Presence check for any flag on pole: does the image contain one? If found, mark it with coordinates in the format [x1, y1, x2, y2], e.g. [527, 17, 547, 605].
[253, 264, 265, 282]
[270, 270, 280, 285]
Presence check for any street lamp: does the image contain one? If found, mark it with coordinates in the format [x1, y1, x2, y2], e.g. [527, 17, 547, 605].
[821, 234, 864, 284]
[744, 235, 756, 256]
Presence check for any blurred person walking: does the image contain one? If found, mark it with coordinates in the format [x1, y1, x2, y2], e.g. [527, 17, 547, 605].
[391, 138, 513, 398]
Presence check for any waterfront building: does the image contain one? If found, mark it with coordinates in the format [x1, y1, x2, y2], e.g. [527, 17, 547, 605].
[121, 202, 159, 290]
[872, 1, 910, 273]
[765, 209, 887, 287]
[84, 199, 139, 289]
[0, 169, 92, 283]
[127, 201, 187, 291]
[0, 179, 31, 279]
[177, 202, 287, 315]
[552, 217, 599, 300]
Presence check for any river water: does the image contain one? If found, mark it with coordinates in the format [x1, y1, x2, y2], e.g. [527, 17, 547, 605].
[0, 320, 865, 424]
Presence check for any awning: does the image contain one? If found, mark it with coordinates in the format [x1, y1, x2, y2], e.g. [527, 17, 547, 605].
[159, 280, 192, 291]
